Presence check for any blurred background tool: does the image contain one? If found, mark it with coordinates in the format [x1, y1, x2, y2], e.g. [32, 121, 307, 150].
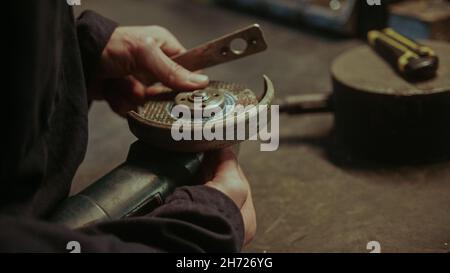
[277, 41, 450, 162]
[199, 0, 450, 41]
[201, 0, 388, 37]
[368, 28, 439, 79]
[389, 0, 450, 41]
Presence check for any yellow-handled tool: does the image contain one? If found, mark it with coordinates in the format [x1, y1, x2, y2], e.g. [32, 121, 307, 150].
[368, 28, 439, 79]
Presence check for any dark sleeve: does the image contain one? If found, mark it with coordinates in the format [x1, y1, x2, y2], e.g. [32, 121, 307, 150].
[0, 186, 245, 253]
[76, 10, 118, 87]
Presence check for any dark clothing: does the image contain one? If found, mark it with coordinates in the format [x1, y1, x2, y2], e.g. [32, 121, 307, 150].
[0, 1, 243, 252]
[1, 186, 244, 252]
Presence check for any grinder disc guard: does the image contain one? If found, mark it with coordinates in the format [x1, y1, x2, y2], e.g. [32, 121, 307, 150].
[127, 75, 274, 152]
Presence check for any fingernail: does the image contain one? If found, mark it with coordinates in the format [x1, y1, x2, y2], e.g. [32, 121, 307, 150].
[188, 74, 209, 84]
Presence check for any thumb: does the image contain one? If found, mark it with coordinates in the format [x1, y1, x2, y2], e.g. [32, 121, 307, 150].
[205, 148, 248, 209]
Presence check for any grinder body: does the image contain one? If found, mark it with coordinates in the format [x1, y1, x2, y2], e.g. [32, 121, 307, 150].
[49, 141, 204, 228]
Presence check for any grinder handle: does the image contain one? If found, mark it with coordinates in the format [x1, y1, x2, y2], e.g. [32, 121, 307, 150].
[48, 142, 204, 229]
[48, 163, 168, 229]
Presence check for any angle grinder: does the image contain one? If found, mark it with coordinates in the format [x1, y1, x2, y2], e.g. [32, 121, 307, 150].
[49, 24, 275, 228]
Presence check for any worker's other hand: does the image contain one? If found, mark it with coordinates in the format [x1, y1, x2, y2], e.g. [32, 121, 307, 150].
[89, 26, 209, 116]
[203, 148, 257, 246]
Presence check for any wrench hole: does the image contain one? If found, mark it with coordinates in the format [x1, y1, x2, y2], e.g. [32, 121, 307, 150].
[230, 38, 248, 55]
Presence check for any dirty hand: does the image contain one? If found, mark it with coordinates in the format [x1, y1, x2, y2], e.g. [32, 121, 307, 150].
[203, 148, 257, 246]
[89, 26, 209, 115]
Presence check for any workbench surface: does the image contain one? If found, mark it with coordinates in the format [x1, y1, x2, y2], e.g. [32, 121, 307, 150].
[73, 0, 450, 253]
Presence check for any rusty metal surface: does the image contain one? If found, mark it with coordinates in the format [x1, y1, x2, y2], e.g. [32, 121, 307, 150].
[73, 0, 450, 252]
[173, 24, 267, 71]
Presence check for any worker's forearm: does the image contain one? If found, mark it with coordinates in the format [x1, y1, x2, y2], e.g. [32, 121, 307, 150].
[0, 185, 244, 253]
[76, 10, 118, 87]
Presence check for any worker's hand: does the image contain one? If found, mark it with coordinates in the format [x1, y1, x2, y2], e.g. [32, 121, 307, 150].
[202, 148, 257, 246]
[89, 26, 209, 116]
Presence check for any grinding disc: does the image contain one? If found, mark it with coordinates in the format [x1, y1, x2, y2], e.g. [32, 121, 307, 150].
[127, 75, 274, 152]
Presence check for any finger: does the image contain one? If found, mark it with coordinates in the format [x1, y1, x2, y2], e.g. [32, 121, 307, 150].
[206, 148, 248, 208]
[240, 190, 257, 246]
[102, 77, 147, 116]
[135, 39, 209, 90]
[237, 165, 257, 245]
[199, 149, 223, 182]
[144, 84, 171, 97]
[148, 26, 187, 57]
[213, 148, 241, 183]
[109, 76, 148, 105]
[127, 76, 148, 103]
[192, 152, 216, 186]
[160, 33, 186, 57]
